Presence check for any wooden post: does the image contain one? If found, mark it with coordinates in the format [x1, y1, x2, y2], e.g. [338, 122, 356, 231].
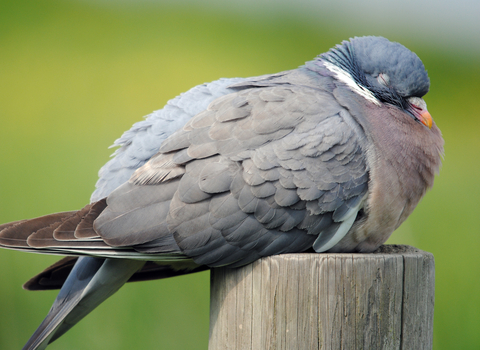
[209, 245, 434, 350]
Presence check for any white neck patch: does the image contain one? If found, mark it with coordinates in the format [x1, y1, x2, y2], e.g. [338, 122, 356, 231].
[323, 61, 380, 106]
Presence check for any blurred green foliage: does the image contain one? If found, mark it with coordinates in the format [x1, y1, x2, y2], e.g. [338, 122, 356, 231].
[0, 1, 479, 349]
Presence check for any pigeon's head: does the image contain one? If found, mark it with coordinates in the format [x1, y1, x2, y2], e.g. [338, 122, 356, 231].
[319, 36, 432, 128]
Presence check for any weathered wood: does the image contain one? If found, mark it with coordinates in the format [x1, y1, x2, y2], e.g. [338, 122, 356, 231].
[209, 245, 434, 350]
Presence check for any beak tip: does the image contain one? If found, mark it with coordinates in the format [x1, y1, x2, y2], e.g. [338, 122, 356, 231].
[420, 110, 433, 129]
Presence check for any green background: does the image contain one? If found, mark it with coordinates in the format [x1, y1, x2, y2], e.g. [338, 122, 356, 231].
[1, 1, 479, 349]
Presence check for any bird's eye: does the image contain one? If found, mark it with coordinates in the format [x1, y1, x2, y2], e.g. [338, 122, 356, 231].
[410, 103, 422, 112]
[377, 73, 390, 87]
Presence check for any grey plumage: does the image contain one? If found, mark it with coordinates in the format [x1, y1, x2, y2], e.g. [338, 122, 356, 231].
[23, 257, 144, 350]
[0, 36, 444, 349]
[92, 77, 247, 201]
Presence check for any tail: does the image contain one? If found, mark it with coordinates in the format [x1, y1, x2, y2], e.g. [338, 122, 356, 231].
[22, 257, 144, 350]
[0, 200, 205, 349]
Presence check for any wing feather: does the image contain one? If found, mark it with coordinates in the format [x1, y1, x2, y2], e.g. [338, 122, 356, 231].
[2, 78, 370, 268]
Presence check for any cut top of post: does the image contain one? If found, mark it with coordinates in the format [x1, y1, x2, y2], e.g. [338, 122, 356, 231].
[209, 245, 435, 350]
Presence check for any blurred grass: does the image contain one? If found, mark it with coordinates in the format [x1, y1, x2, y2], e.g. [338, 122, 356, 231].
[0, 1, 479, 349]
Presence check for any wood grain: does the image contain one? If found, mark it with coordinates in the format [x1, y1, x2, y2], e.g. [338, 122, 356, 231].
[209, 245, 434, 350]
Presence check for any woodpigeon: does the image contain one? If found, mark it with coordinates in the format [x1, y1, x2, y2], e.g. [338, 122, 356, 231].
[0, 36, 444, 350]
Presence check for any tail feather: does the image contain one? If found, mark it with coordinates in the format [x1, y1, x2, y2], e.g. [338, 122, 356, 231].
[24, 257, 209, 291]
[23, 257, 144, 350]
[23, 257, 78, 291]
[0, 199, 198, 349]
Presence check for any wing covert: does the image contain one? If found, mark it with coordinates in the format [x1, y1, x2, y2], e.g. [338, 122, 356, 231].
[98, 84, 370, 266]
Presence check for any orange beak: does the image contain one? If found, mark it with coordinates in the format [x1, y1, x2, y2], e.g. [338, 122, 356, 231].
[419, 109, 433, 129]
[408, 102, 433, 129]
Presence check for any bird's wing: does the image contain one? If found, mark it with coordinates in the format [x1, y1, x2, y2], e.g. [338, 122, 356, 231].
[0, 83, 369, 268]
[94, 84, 370, 267]
[0, 201, 185, 259]
[91, 77, 247, 202]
